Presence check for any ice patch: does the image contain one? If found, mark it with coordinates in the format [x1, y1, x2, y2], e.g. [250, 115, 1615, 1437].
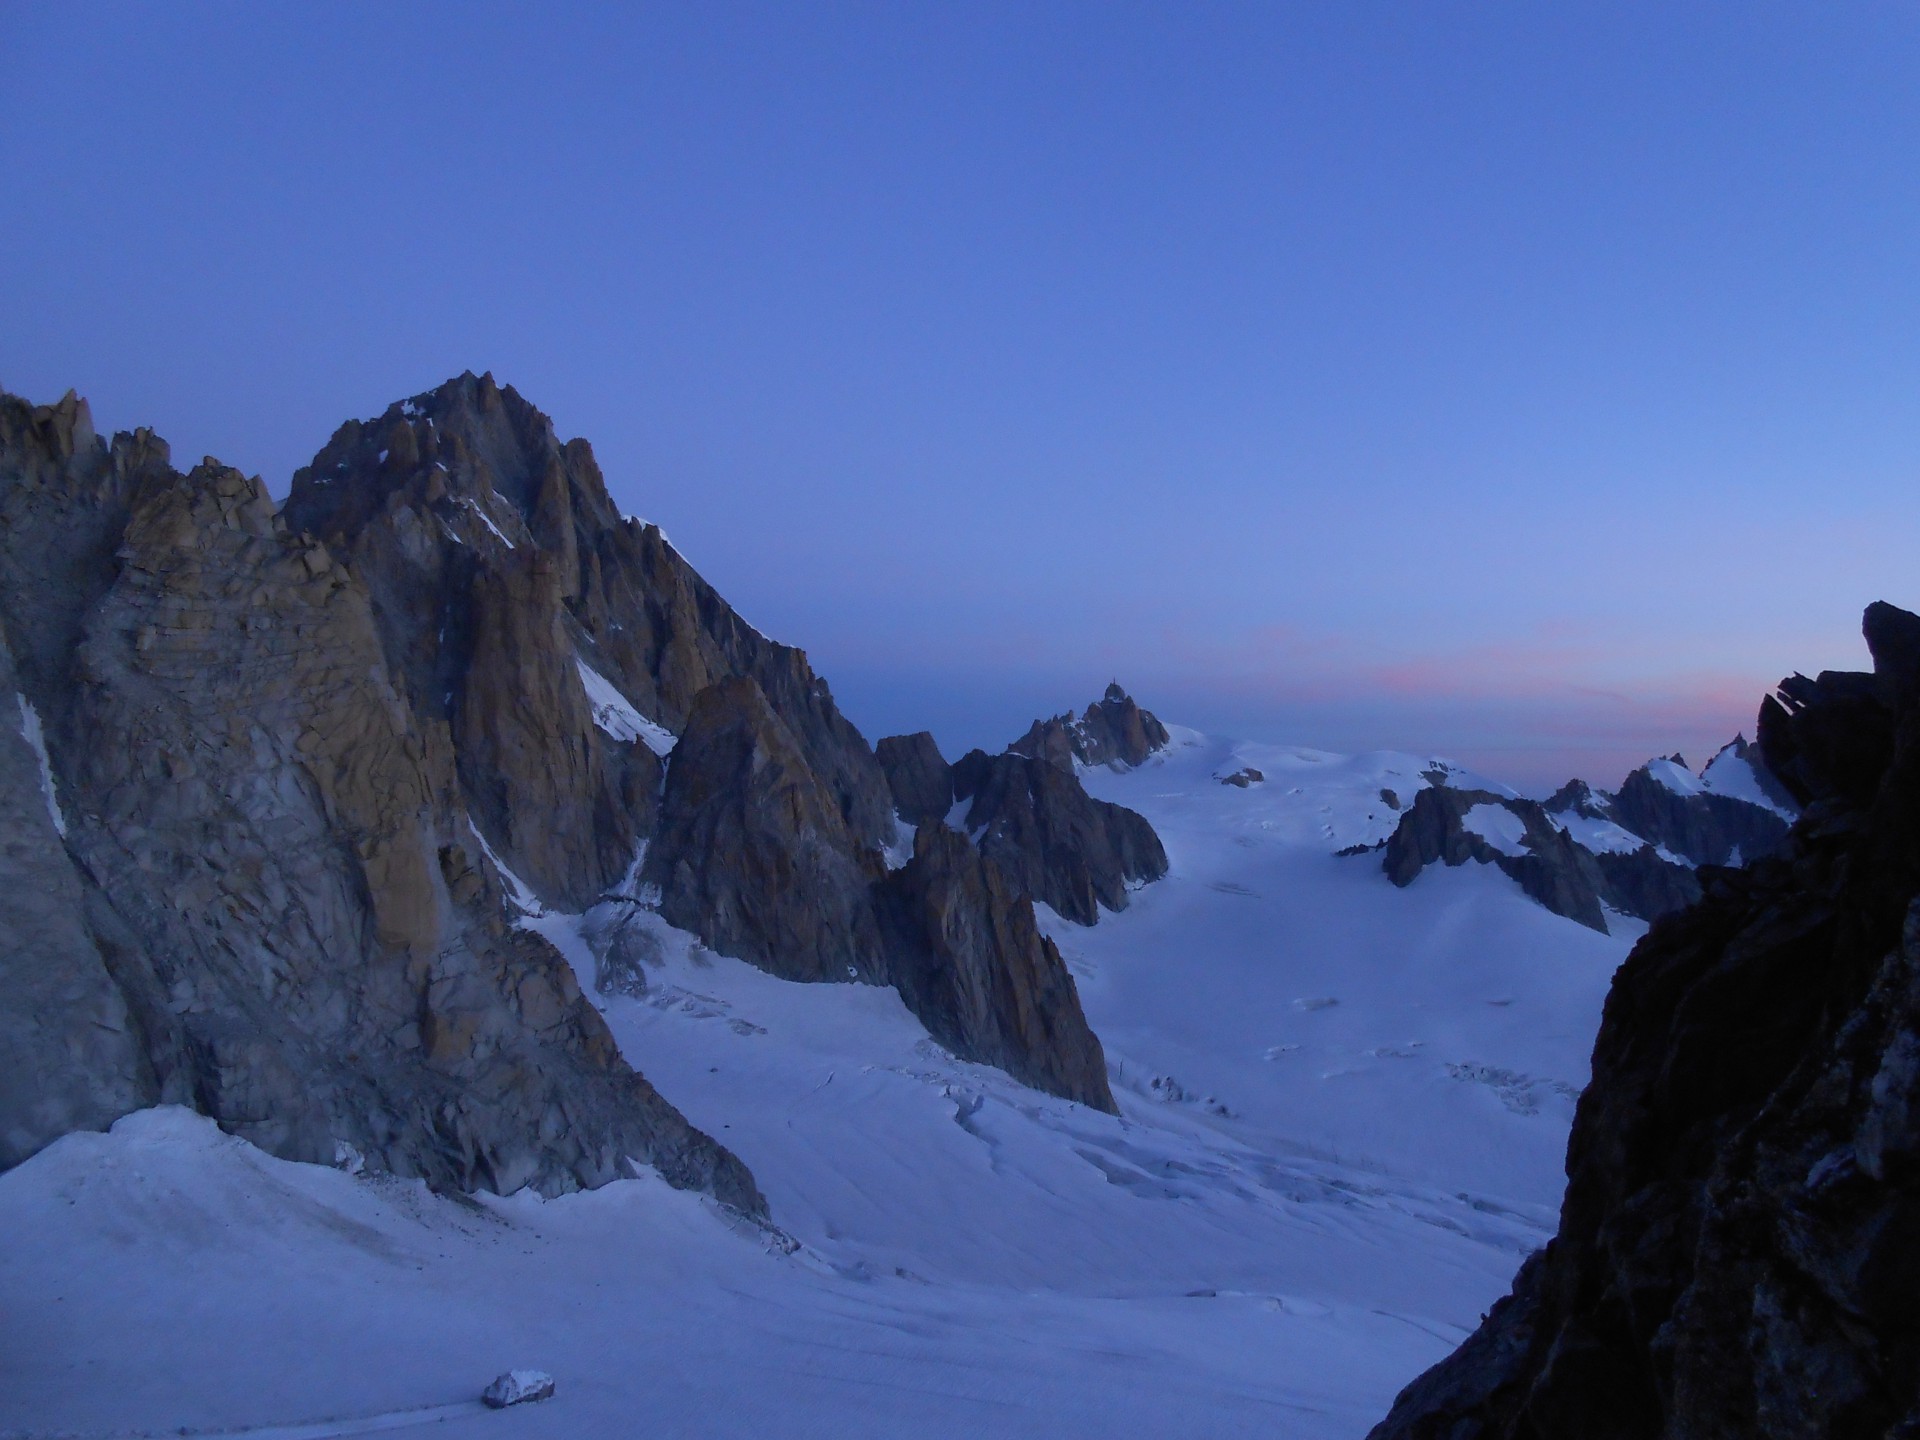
[462, 498, 516, 549]
[1461, 803, 1529, 858]
[575, 659, 676, 756]
[882, 815, 917, 872]
[15, 694, 66, 837]
[466, 821, 543, 916]
[1700, 745, 1796, 818]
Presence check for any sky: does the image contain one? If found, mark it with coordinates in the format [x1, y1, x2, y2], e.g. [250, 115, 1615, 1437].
[5, 3, 1919, 791]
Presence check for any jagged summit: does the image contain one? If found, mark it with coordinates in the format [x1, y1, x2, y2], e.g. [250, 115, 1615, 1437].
[1010, 682, 1171, 771]
[0, 383, 758, 1205]
[1, 377, 1147, 1199]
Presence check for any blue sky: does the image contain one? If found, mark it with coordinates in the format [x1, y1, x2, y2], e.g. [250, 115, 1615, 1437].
[6, 4, 1918, 789]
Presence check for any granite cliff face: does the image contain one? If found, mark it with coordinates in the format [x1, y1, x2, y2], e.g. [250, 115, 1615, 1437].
[1370, 601, 1920, 1439]
[875, 730, 955, 827]
[0, 389, 757, 1205]
[2, 376, 1143, 1190]
[283, 371, 893, 914]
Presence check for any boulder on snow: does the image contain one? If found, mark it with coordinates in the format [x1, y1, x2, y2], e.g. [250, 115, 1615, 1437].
[1219, 767, 1264, 788]
[483, 1369, 555, 1408]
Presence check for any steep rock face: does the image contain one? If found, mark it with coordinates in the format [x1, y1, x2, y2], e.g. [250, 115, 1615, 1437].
[951, 748, 1169, 926]
[0, 621, 151, 1169]
[1383, 787, 1612, 932]
[876, 730, 954, 826]
[1369, 602, 1920, 1440]
[643, 676, 888, 984]
[284, 372, 892, 910]
[1608, 758, 1793, 867]
[284, 377, 1131, 1113]
[1590, 846, 1703, 922]
[0, 389, 758, 1208]
[879, 824, 1117, 1112]
[1011, 682, 1171, 770]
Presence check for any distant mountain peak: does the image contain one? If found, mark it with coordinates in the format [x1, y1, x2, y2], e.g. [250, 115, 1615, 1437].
[1010, 684, 1170, 771]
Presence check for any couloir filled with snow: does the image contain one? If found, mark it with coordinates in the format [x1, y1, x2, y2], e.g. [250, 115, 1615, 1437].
[2, 727, 1639, 1439]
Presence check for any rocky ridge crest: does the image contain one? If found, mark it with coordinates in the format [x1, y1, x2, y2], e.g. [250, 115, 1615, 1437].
[0, 388, 757, 1205]
[1, 376, 1148, 1188]
[1381, 739, 1797, 933]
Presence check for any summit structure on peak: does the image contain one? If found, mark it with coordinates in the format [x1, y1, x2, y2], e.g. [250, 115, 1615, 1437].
[1011, 682, 1172, 771]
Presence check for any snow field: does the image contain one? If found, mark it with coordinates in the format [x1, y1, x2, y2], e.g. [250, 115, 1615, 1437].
[1, 726, 1640, 1439]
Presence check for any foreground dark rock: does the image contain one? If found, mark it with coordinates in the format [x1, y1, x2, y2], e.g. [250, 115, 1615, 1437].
[1369, 601, 1920, 1439]
[880, 825, 1117, 1112]
[0, 389, 759, 1207]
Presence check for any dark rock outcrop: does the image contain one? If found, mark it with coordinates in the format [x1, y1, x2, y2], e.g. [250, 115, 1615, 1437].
[879, 825, 1117, 1112]
[1011, 682, 1171, 771]
[643, 676, 888, 984]
[951, 747, 1168, 926]
[3, 373, 1142, 1199]
[1383, 787, 1612, 932]
[0, 389, 758, 1207]
[1369, 602, 1920, 1440]
[1608, 760, 1792, 867]
[1220, 767, 1265, 788]
[876, 730, 954, 826]
[1390, 739, 1797, 931]
[1590, 845, 1703, 921]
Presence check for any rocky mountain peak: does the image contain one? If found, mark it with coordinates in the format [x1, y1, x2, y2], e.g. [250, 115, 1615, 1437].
[2, 375, 1155, 1223]
[1010, 683, 1171, 771]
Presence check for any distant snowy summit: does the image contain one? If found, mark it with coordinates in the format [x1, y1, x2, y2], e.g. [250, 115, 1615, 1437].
[1378, 737, 1799, 933]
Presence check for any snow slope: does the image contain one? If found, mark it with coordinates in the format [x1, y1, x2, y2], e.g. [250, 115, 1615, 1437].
[1, 727, 1639, 1440]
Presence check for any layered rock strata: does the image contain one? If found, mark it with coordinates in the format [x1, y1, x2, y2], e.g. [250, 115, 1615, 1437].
[1370, 601, 1920, 1439]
